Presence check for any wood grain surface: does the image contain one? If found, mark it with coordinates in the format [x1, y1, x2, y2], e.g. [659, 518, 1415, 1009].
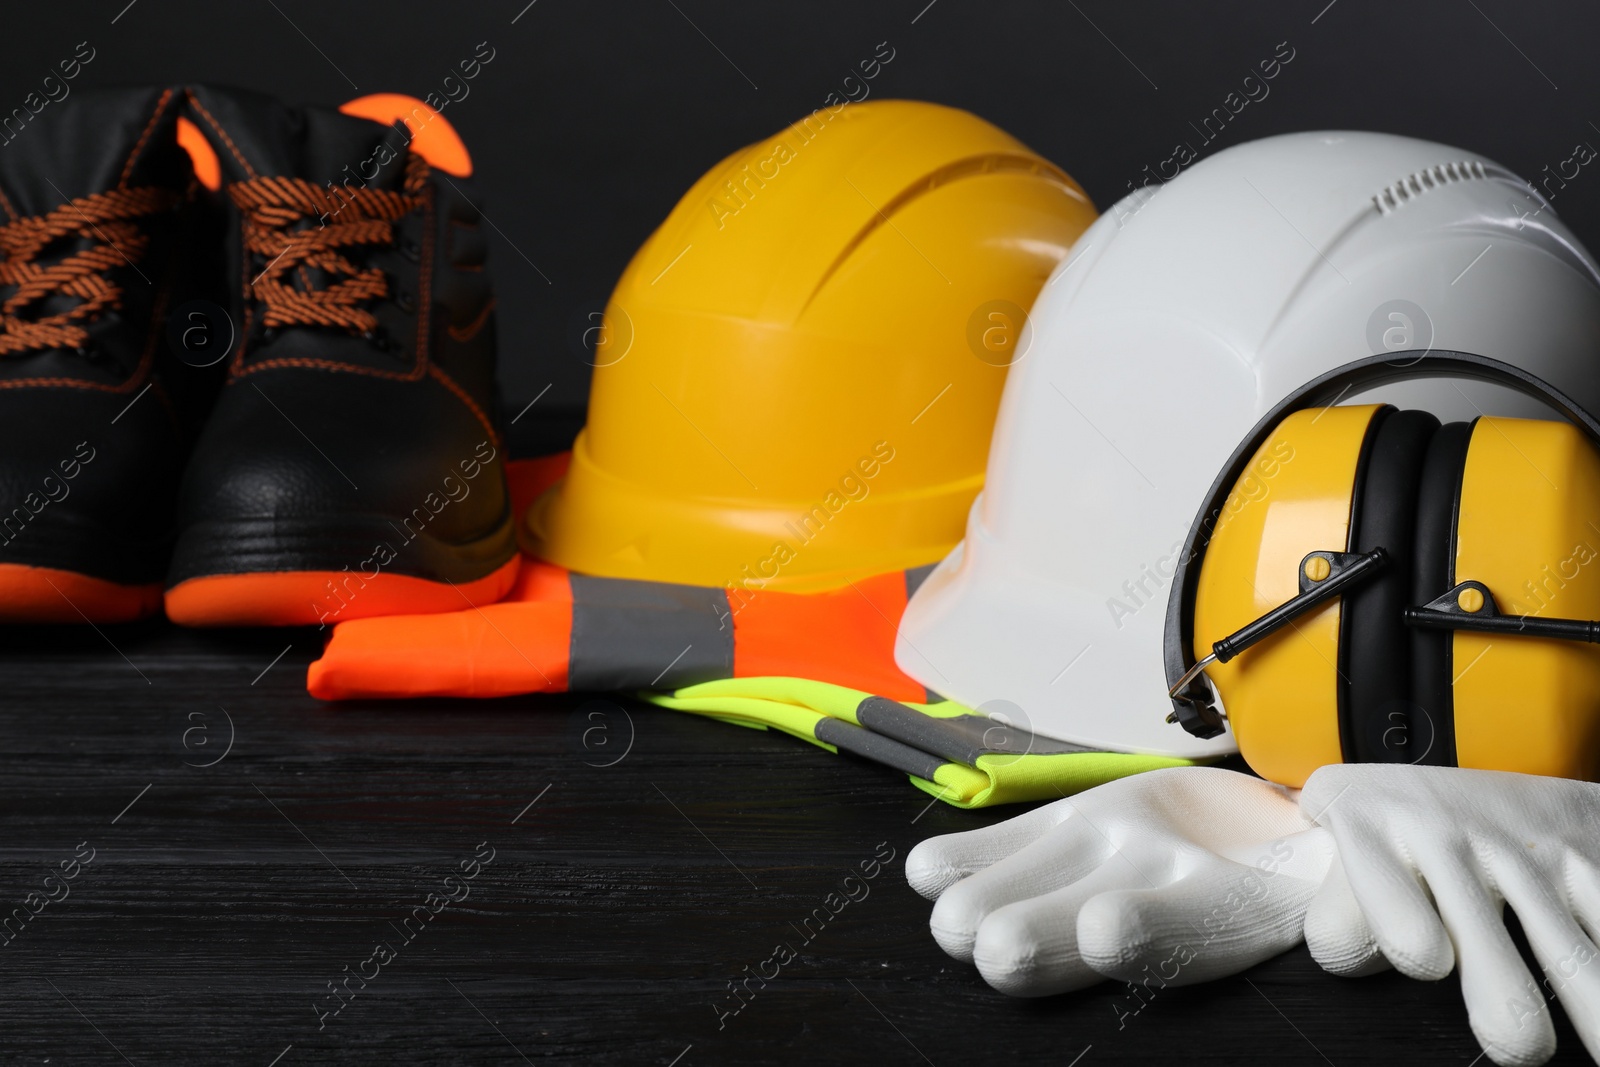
[0, 619, 1587, 1065]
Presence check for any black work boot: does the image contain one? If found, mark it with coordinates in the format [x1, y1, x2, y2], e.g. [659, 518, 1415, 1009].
[0, 86, 221, 623]
[166, 86, 516, 627]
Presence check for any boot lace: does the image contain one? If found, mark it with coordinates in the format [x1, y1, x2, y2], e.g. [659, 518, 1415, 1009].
[0, 187, 178, 357]
[228, 157, 424, 337]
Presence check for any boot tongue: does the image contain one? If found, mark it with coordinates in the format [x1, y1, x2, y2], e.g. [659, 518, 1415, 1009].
[284, 111, 412, 308]
[301, 108, 412, 192]
[0, 87, 184, 371]
[0, 86, 186, 216]
[182, 83, 409, 189]
[182, 84, 410, 189]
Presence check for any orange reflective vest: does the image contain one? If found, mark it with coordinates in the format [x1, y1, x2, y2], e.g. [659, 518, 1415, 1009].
[306, 456, 936, 703]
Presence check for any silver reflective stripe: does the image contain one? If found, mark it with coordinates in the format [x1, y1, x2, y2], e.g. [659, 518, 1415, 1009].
[814, 717, 946, 781]
[568, 575, 734, 691]
[855, 695, 1103, 765]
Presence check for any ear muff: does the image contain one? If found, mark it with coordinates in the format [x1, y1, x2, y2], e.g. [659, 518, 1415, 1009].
[1189, 406, 1600, 786]
[1341, 407, 1439, 765]
[1448, 417, 1600, 780]
[1190, 404, 1382, 787]
[1407, 419, 1473, 768]
[1191, 403, 1455, 783]
[1166, 351, 1600, 785]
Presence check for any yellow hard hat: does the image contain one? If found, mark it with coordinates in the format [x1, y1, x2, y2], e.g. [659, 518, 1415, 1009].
[526, 99, 1096, 591]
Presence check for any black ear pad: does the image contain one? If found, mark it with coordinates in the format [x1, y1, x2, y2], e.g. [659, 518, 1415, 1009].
[1409, 419, 1475, 767]
[1339, 407, 1440, 764]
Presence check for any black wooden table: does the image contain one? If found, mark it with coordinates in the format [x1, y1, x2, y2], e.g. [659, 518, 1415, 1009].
[0, 619, 1586, 1065]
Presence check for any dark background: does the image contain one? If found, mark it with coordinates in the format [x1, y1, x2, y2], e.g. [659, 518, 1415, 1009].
[8, 0, 1600, 422]
[4, 1, 1600, 1063]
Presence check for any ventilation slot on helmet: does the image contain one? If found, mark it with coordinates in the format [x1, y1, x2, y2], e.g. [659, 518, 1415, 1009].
[1372, 161, 1491, 215]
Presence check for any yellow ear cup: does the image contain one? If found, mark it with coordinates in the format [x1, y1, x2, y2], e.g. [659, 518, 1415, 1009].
[1452, 417, 1600, 780]
[1192, 405, 1385, 787]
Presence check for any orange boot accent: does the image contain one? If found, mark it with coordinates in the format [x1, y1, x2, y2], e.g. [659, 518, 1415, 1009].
[175, 116, 221, 191]
[165, 555, 521, 628]
[338, 94, 473, 177]
[0, 564, 162, 623]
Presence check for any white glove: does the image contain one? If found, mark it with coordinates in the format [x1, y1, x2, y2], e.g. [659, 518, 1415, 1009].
[906, 765, 1334, 996]
[1301, 764, 1600, 1067]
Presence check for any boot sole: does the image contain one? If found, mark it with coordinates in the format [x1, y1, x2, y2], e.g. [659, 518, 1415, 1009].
[165, 556, 520, 627]
[164, 513, 520, 627]
[0, 563, 164, 624]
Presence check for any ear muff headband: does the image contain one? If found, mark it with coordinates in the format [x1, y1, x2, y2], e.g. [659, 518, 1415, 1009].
[1342, 407, 1439, 765]
[1164, 351, 1600, 739]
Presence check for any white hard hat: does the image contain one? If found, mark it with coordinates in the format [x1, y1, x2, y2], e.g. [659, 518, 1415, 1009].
[896, 131, 1600, 759]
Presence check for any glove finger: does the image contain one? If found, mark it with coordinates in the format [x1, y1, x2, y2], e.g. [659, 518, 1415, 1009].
[971, 859, 1145, 997]
[1493, 854, 1600, 1066]
[1304, 850, 1392, 977]
[1567, 853, 1600, 945]
[1417, 842, 1556, 1067]
[1080, 830, 1331, 987]
[928, 810, 1111, 962]
[1561, 855, 1600, 1066]
[1329, 818, 1456, 981]
[906, 800, 1069, 900]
